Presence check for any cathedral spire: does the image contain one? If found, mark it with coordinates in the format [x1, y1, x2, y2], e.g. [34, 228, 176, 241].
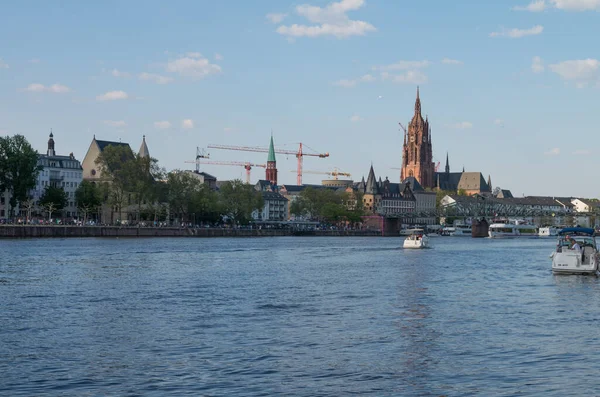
[415, 86, 421, 115]
[445, 152, 450, 174]
[487, 175, 492, 191]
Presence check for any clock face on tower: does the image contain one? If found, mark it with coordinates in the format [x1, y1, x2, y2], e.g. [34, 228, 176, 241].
[409, 136, 415, 143]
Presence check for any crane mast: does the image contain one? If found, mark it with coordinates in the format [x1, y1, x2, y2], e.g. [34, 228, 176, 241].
[207, 141, 329, 185]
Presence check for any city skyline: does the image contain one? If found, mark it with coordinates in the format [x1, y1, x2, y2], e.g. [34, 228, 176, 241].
[1, 0, 600, 197]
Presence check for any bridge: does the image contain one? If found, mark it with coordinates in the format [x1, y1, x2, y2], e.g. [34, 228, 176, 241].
[373, 195, 599, 236]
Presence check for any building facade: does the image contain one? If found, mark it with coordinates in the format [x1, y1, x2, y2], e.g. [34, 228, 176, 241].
[252, 191, 288, 222]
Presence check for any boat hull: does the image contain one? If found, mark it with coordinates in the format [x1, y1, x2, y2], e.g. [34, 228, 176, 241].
[403, 236, 429, 249]
[551, 251, 599, 275]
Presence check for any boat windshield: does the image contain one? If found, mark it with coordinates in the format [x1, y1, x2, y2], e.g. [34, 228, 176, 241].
[558, 236, 596, 249]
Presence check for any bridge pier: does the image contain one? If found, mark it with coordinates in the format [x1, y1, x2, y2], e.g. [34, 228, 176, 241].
[382, 217, 400, 237]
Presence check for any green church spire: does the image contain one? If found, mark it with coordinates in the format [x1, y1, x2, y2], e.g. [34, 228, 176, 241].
[268, 134, 276, 162]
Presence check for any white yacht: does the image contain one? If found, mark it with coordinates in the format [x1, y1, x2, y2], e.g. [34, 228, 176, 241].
[551, 227, 599, 275]
[539, 226, 560, 237]
[488, 220, 538, 238]
[450, 224, 472, 237]
[403, 229, 429, 249]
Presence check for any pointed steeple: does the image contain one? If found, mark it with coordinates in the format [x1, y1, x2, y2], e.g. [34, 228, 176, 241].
[462, 165, 465, 172]
[138, 135, 150, 158]
[267, 134, 276, 162]
[365, 165, 379, 195]
[487, 175, 492, 191]
[414, 86, 421, 115]
[445, 152, 450, 174]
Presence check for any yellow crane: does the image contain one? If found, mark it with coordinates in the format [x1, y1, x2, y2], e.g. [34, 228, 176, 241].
[290, 168, 351, 180]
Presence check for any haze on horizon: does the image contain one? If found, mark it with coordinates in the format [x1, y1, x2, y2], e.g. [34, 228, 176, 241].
[1, 0, 599, 198]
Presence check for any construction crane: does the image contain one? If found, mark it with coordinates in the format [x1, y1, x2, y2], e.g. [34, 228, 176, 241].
[184, 160, 266, 184]
[290, 168, 351, 180]
[207, 142, 329, 185]
[193, 147, 210, 173]
[398, 122, 407, 134]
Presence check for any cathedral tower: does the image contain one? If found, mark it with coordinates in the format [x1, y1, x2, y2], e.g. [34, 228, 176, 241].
[265, 135, 278, 185]
[400, 87, 435, 188]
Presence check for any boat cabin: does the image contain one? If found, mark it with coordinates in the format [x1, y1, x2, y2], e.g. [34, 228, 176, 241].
[556, 227, 597, 253]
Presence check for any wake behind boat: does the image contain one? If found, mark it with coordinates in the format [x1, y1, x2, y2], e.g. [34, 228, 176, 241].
[403, 229, 429, 249]
[551, 227, 599, 275]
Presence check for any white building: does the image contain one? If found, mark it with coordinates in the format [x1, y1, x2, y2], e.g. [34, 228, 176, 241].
[31, 132, 83, 218]
[252, 191, 288, 222]
[0, 132, 82, 220]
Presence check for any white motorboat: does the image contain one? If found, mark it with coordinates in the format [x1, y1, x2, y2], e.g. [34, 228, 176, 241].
[450, 224, 472, 237]
[551, 227, 599, 275]
[488, 219, 538, 238]
[403, 229, 429, 249]
[539, 226, 560, 237]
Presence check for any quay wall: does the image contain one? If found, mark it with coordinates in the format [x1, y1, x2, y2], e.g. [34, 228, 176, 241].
[0, 226, 384, 238]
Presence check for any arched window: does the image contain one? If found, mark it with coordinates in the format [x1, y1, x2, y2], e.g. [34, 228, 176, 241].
[409, 170, 414, 177]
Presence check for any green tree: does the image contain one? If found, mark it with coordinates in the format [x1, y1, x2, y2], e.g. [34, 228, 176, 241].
[457, 188, 468, 196]
[0, 135, 40, 217]
[95, 145, 164, 223]
[75, 181, 102, 224]
[218, 179, 263, 225]
[39, 186, 67, 221]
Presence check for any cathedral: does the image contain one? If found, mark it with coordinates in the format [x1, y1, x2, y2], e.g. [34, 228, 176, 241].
[400, 87, 435, 188]
[400, 88, 492, 196]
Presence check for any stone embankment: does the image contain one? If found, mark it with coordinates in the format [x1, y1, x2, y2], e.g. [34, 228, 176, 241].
[0, 226, 383, 238]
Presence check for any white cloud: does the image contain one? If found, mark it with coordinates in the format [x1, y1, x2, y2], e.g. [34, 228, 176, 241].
[104, 120, 127, 127]
[350, 115, 363, 122]
[573, 149, 592, 155]
[442, 58, 463, 65]
[494, 119, 505, 127]
[215, 53, 224, 61]
[25, 83, 71, 93]
[490, 25, 544, 38]
[373, 60, 430, 71]
[0, 58, 9, 69]
[266, 13, 288, 23]
[512, 0, 547, 11]
[154, 121, 171, 129]
[139, 72, 173, 84]
[381, 70, 428, 85]
[549, 58, 600, 87]
[332, 73, 375, 88]
[111, 69, 130, 78]
[181, 119, 194, 129]
[448, 121, 473, 129]
[224, 127, 235, 132]
[96, 90, 128, 101]
[551, 0, 600, 10]
[276, 0, 376, 39]
[545, 147, 560, 155]
[167, 54, 222, 78]
[532, 56, 545, 73]
[332, 79, 356, 87]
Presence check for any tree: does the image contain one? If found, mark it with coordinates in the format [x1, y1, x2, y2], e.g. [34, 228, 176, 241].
[21, 198, 37, 223]
[39, 186, 67, 221]
[75, 181, 102, 224]
[457, 188, 468, 196]
[0, 135, 40, 218]
[218, 180, 263, 225]
[95, 145, 164, 223]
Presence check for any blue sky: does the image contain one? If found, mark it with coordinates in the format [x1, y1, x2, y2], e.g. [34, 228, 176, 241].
[1, 0, 600, 197]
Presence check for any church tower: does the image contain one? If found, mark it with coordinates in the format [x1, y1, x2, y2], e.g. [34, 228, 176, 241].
[47, 130, 55, 156]
[265, 135, 278, 185]
[400, 87, 435, 188]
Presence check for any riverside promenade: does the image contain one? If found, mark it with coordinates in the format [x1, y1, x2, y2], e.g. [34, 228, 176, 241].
[0, 225, 383, 238]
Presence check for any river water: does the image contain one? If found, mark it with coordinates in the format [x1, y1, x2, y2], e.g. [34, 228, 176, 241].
[1, 236, 599, 396]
